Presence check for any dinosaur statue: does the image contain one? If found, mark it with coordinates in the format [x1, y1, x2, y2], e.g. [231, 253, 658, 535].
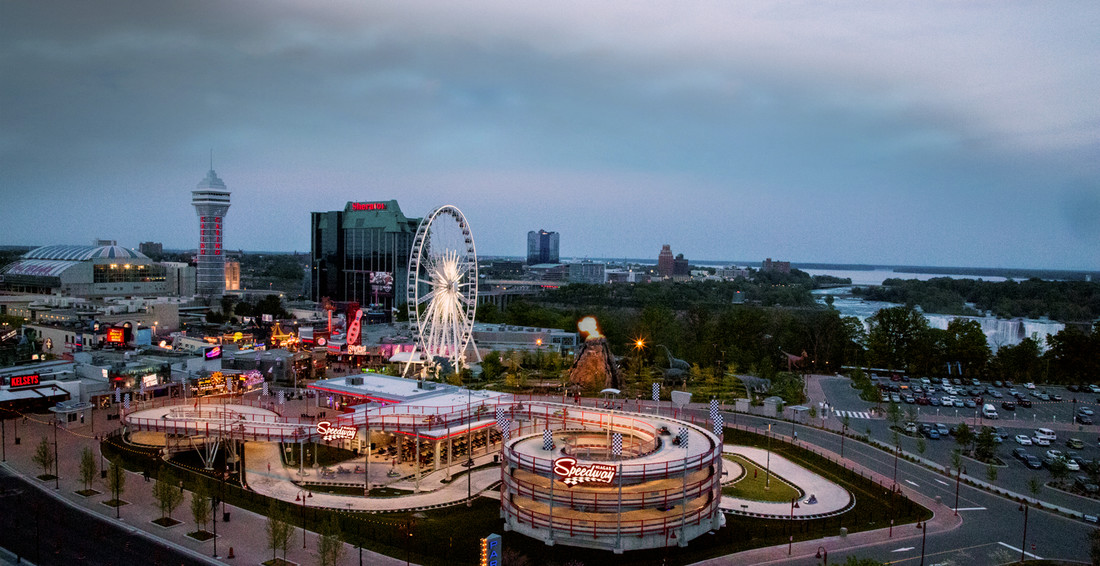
[781, 349, 809, 373]
[657, 344, 691, 383]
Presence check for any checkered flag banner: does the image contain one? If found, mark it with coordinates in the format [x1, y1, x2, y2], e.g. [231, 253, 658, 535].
[123, 393, 131, 411]
[713, 412, 724, 438]
[502, 420, 512, 442]
[543, 429, 555, 451]
[277, 390, 285, 405]
[114, 388, 121, 403]
[709, 399, 719, 421]
[612, 432, 623, 457]
[678, 426, 689, 450]
[497, 408, 510, 432]
[262, 381, 270, 397]
[139, 380, 146, 395]
[652, 382, 660, 402]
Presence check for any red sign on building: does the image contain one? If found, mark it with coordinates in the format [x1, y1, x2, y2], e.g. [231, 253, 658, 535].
[10, 374, 40, 389]
[351, 202, 386, 211]
[106, 328, 125, 344]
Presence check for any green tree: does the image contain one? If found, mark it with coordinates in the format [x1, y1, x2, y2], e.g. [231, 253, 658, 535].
[106, 458, 126, 505]
[1049, 457, 1069, 484]
[987, 463, 998, 483]
[954, 423, 974, 455]
[944, 318, 992, 378]
[951, 449, 962, 476]
[265, 500, 293, 562]
[974, 427, 997, 461]
[842, 556, 885, 566]
[32, 436, 54, 477]
[480, 351, 505, 381]
[1028, 476, 1042, 496]
[79, 447, 97, 491]
[152, 468, 184, 521]
[886, 401, 902, 430]
[190, 481, 212, 534]
[315, 515, 346, 566]
[866, 306, 930, 373]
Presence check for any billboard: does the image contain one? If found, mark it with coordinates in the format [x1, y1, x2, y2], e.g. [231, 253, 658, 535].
[106, 328, 125, 344]
[204, 346, 222, 359]
[369, 271, 394, 297]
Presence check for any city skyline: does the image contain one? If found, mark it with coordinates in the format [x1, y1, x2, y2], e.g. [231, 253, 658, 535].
[2, 1, 1098, 270]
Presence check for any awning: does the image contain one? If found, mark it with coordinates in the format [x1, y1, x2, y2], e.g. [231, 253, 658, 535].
[388, 351, 424, 364]
[0, 388, 42, 402]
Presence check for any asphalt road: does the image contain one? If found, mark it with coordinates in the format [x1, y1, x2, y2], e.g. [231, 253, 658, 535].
[706, 409, 1096, 565]
[816, 376, 1100, 518]
[0, 466, 206, 566]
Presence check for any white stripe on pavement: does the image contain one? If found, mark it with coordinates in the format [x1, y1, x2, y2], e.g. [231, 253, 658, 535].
[997, 541, 1042, 560]
[934, 479, 949, 486]
[953, 507, 987, 511]
[891, 547, 915, 553]
[904, 479, 919, 487]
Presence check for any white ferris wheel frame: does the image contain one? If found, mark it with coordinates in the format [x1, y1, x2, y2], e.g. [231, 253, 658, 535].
[405, 204, 479, 376]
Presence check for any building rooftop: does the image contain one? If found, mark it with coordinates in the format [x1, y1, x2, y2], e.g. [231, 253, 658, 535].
[23, 244, 149, 262]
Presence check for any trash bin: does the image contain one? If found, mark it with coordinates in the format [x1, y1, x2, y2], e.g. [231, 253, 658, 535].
[223, 511, 231, 522]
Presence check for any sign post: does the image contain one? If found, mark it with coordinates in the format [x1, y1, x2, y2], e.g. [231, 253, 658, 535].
[480, 533, 502, 566]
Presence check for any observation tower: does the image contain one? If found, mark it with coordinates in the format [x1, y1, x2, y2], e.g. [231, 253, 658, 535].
[192, 168, 231, 298]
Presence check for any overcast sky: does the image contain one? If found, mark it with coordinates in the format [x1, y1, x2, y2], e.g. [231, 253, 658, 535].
[2, 1, 1098, 270]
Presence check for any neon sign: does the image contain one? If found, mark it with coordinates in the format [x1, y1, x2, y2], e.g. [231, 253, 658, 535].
[10, 374, 40, 388]
[351, 202, 386, 211]
[480, 533, 501, 566]
[553, 457, 616, 486]
[106, 328, 125, 343]
[316, 421, 357, 441]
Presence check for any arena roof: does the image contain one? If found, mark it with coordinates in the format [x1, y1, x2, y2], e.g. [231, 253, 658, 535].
[23, 245, 149, 262]
[1, 259, 80, 278]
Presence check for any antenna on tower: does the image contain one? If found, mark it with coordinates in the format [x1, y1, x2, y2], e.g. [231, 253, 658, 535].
[209, 149, 214, 171]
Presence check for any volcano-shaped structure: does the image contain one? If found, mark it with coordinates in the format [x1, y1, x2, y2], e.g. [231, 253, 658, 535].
[568, 337, 620, 391]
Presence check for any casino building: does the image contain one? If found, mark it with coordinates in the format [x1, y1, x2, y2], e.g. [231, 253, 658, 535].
[0, 243, 167, 298]
[310, 201, 421, 319]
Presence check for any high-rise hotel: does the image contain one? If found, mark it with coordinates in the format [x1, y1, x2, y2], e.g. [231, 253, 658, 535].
[191, 169, 231, 298]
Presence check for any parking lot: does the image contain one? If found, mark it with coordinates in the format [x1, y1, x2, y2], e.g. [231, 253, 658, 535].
[818, 374, 1100, 516]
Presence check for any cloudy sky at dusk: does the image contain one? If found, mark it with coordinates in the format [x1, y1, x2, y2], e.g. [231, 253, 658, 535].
[2, 1, 1098, 270]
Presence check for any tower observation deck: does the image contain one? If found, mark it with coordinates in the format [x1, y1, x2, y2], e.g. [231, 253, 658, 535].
[192, 169, 231, 298]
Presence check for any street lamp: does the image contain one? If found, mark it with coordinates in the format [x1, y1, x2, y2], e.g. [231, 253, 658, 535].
[917, 521, 927, 566]
[296, 489, 313, 548]
[466, 387, 474, 507]
[765, 424, 772, 489]
[815, 545, 828, 566]
[788, 497, 800, 554]
[1018, 502, 1029, 563]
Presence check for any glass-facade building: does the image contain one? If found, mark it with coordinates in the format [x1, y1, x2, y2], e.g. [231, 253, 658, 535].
[526, 229, 559, 265]
[310, 201, 421, 317]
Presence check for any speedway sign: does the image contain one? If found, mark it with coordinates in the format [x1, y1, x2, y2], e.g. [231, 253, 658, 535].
[553, 457, 616, 486]
[316, 421, 357, 442]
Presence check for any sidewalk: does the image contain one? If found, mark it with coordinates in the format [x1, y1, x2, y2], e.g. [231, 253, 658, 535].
[0, 407, 406, 566]
[720, 446, 851, 518]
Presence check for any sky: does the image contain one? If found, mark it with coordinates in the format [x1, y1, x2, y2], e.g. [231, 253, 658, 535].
[1, 1, 1098, 270]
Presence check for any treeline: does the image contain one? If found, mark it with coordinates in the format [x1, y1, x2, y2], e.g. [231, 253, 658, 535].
[854, 277, 1100, 322]
[476, 296, 1099, 385]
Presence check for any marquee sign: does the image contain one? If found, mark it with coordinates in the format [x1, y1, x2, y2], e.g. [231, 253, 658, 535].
[106, 328, 125, 344]
[351, 202, 386, 211]
[316, 421, 357, 442]
[480, 533, 501, 566]
[10, 374, 40, 389]
[552, 457, 616, 486]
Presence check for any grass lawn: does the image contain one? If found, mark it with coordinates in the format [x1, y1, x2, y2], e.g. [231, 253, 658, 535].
[721, 454, 801, 502]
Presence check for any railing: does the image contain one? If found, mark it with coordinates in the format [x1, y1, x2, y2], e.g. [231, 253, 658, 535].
[505, 441, 722, 482]
[502, 495, 721, 539]
[501, 471, 720, 512]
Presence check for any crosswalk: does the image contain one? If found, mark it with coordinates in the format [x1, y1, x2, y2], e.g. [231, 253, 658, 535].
[832, 410, 876, 420]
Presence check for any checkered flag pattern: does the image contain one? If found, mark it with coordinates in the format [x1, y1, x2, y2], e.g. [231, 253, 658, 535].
[277, 390, 285, 405]
[114, 388, 121, 403]
[612, 433, 623, 457]
[543, 429, 555, 451]
[139, 380, 145, 395]
[652, 382, 660, 402]
[497, 408, 510, 432]
[709, 399, 719, 421]
[502, 420, 512, 442]
[713, 412, 724, 438]
[123, 393, 131, 410]
[678, 426, 689, 450]
[262, 381, 270, 397]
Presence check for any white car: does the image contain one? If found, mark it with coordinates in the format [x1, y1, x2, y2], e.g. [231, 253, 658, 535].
[1046, 449, 1064, 460]
[1015, 435, 1033, 445]
[1031, 436, 1051, 446]
[1065, 459, 1081, 472]
[1025, 382, 1036, 389]
[1090, 384, 1100, 394]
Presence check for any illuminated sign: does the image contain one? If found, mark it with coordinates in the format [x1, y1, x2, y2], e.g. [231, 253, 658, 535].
[10, 374, 40, 389]
[205, 346, 222, 359]
[0, 329, 17, 342]
[347, 345, 367, 356]
[346, 308, 363, 346]
[106, 328, 125, 344]
[552, 457, 616, 486]
[316, 421, 357, 441]
[480, 533, 501, 566]
[141, 374, 158, 388]
[351, 202, 386, 211]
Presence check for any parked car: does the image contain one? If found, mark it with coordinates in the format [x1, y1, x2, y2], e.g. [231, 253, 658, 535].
[1079, 407, 1095, 416]
[1025, 455, 1043, 469]
[905, 422, 919, 434]
[1013, 447, 1029, 460]
[926, 429, 941, 440]
[994, 380, 1004, 388]
[903, 394, 916, 404]
[1090, 384, 1100, 394]
[965, 399, 977, 409]
[991, 391, 1003, 398]
[1053, 394, 1063, 401]
[1018, 399, 1032, 408]
[1025, 382, 1036, 389]
[935, 423, 951, 436]
[1032, 436, 1051, 446]
[1068, 385, 1081, 392]
[1002, 401, 1016, 411]
[1046, 449, 1064, 460]
[1078, 415, 1094, 425]
[1015, 435, 1033, 445]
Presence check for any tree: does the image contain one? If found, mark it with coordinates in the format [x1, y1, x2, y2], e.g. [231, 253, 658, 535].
[986, 463, 998, 483]
[886, 401, 902, 430]
[866, 306, 930, 372]
[106, 458, 126, 505]
[79, 447, 97, 491]
[842, 556, 885, 566]
[1049, 457, 1069, 484]
[916, 436, 927, 457]
[152, 468, 184, 521]
[1027, 476, 1042, 496]
[190, 481, 212, 534]
[32, 436, 54, 477]
[951, 449, 962, 476]
[954, 423, 974, 455]
[315, 515, 346, 566]
[974, 427, 997, 461]
[265, 500, 293, 562]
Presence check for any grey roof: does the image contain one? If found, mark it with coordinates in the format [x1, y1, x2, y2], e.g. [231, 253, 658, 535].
[23, 245, 149, 261]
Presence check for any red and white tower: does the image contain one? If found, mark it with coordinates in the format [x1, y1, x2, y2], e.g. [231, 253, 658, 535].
[192, 169, 231, 298]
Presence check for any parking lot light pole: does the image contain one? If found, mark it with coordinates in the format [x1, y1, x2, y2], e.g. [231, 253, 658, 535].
[1018, 502, 1029, 563]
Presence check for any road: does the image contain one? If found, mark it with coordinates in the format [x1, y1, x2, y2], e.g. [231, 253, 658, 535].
[0, 466, 206, 566]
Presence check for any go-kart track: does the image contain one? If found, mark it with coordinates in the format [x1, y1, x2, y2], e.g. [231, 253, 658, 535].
[120, 381, 851, 551]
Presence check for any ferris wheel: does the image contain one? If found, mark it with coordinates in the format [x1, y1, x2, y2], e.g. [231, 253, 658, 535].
[405, 205, 479, 376]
